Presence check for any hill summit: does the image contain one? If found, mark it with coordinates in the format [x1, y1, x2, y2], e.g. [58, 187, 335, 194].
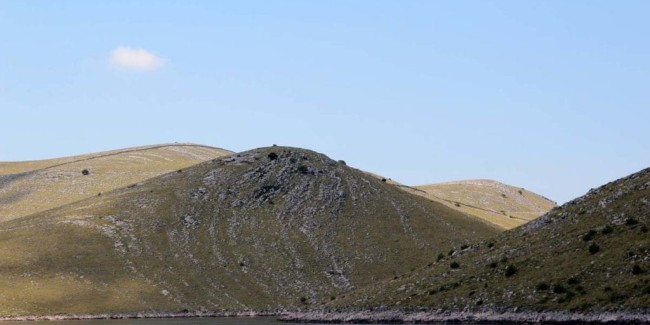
[0, 146, 498, 315]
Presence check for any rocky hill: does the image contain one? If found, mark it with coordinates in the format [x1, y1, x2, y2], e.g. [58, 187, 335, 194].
[327, 166, 650, 313]
[411, 180, 556, 229]
[0, 144, 232, 221]
[0, 146, 498, 316]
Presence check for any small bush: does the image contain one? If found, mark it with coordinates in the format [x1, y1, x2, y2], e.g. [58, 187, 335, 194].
[454, 202, 461, 207]
[300, 297, 307, 304]
[632, 265, 644, 275]
[487, 242, 495, 248]
[641, 225, 648, 233]
[518, 190, 523, 195]
[460, 244, 469, 250]
[626, 218, 639, 226]
[487, 262, 498, 269]
[381, 178, 387, 182]
[589, 243, 600, 254]
[338, 160, 346, 165]
[448, 249, 455, 256]
[582, 230, 597, 241]
[500, 256, 508, 263]
[553, 284, 566, 294]
[450, 261, 460, 269]
[81, 169, 90, 175]
[505, 265, 518, 277]
[567, 277, 581, 285]
[436, 253, 445, 262]
[601, 225, 613, 234]
[268, 152, 278, 160]
[536, 282, 550, 290]
[501, 193, 507, 198]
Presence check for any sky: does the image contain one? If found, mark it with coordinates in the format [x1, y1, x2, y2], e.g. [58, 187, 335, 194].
[1, 1, 649, 204]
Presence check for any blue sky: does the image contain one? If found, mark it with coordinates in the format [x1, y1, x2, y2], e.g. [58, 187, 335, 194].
[1, 1, 648, 203]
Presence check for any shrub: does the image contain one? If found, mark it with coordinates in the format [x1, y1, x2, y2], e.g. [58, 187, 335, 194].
[632, 265, 644, 275]
[582, 230, 597, 241]
[448, 249, 455, 256]
[381, 178, 387, 182]
[505, 265, 518, 277]
[460, 244, 469, 250]
[641, 225, 648, 233]
[436, 253, 445, 262]
[300, 297, 307, 304]
[518, 189, 523, 195]
[81, 169, 90, 175]
[567, 277, 581, 285]
[297, 166, 309, 174]
[487, 242, 495, 248]
[454, 202, 461, 207]
[450, 261, 460, 269]
[601, 225, 613, 234]
[626, 218, 639, 226]
[501, 193, 507, 198]
[487, 262, 498, 269]
[338, 160, 346, 165]
[536, 282, 550, 290]
[553, 284, 566, 294]
[589, 242, 600, 254]
[268, 152, 278, 160]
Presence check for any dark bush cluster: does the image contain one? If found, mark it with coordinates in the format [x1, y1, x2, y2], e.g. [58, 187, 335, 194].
[589, 242, 600, 254]
[505, 265, 518, 277]
[81, 169, 90, 175]
[268, 152, 278, 160]
[450, 261, 460, 269]
[582, 230, 597, 241]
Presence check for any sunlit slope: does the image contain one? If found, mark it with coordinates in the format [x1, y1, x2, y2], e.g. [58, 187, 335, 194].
[0, 146, 498, 316]
[0, 144, 232, 221]
[409, 180, 556, 229]
[332, 167, 650, 312]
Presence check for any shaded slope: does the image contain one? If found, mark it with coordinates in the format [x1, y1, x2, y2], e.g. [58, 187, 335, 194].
[331, 167, 650, 312]
[412, 180, 556, 229]
[0, 146, 498, 316]
[0, 143, 232, 221]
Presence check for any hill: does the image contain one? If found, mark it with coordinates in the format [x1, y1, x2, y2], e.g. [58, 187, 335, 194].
[411, 180, 556, 229]
[0, 144, 232, 221]
[324, 166, 650, 314]
[0, 146, 498, 316]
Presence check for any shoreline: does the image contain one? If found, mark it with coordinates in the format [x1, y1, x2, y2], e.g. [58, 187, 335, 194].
[278, 310, 650, 324]
[0, 311, 284, 322]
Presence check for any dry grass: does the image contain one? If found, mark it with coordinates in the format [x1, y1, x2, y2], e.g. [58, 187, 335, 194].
[0, 143, 232, 221]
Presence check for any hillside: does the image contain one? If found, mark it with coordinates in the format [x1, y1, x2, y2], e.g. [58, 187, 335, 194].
[0, 144, 232, 221]
[0, 146, 499, 316]
[326, 167, 650, 313]
[411, 180, 556, 229]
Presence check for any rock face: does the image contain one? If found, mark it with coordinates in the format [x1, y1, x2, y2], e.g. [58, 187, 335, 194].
[0, 146, 497, 316]
[331, 167, 650, 313]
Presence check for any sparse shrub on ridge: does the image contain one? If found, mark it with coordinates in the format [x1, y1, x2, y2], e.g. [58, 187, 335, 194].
[268, 152, 278, 160]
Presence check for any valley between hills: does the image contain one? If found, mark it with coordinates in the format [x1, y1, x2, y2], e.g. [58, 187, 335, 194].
[0, 144, 647, 323]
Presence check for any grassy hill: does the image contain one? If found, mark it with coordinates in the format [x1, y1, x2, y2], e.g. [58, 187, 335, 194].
[0, 146, 498, 316]
[411, 180, 556, 229]
[329, 167, 650, 313]
[0, 144, 232, 221]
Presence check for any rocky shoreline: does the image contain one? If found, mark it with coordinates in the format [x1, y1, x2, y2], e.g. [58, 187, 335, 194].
[278, 310, 650, 324]
[0, 310, 283, 322]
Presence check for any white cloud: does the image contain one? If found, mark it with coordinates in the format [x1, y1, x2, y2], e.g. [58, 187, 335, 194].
[109, 46, 165, 71]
